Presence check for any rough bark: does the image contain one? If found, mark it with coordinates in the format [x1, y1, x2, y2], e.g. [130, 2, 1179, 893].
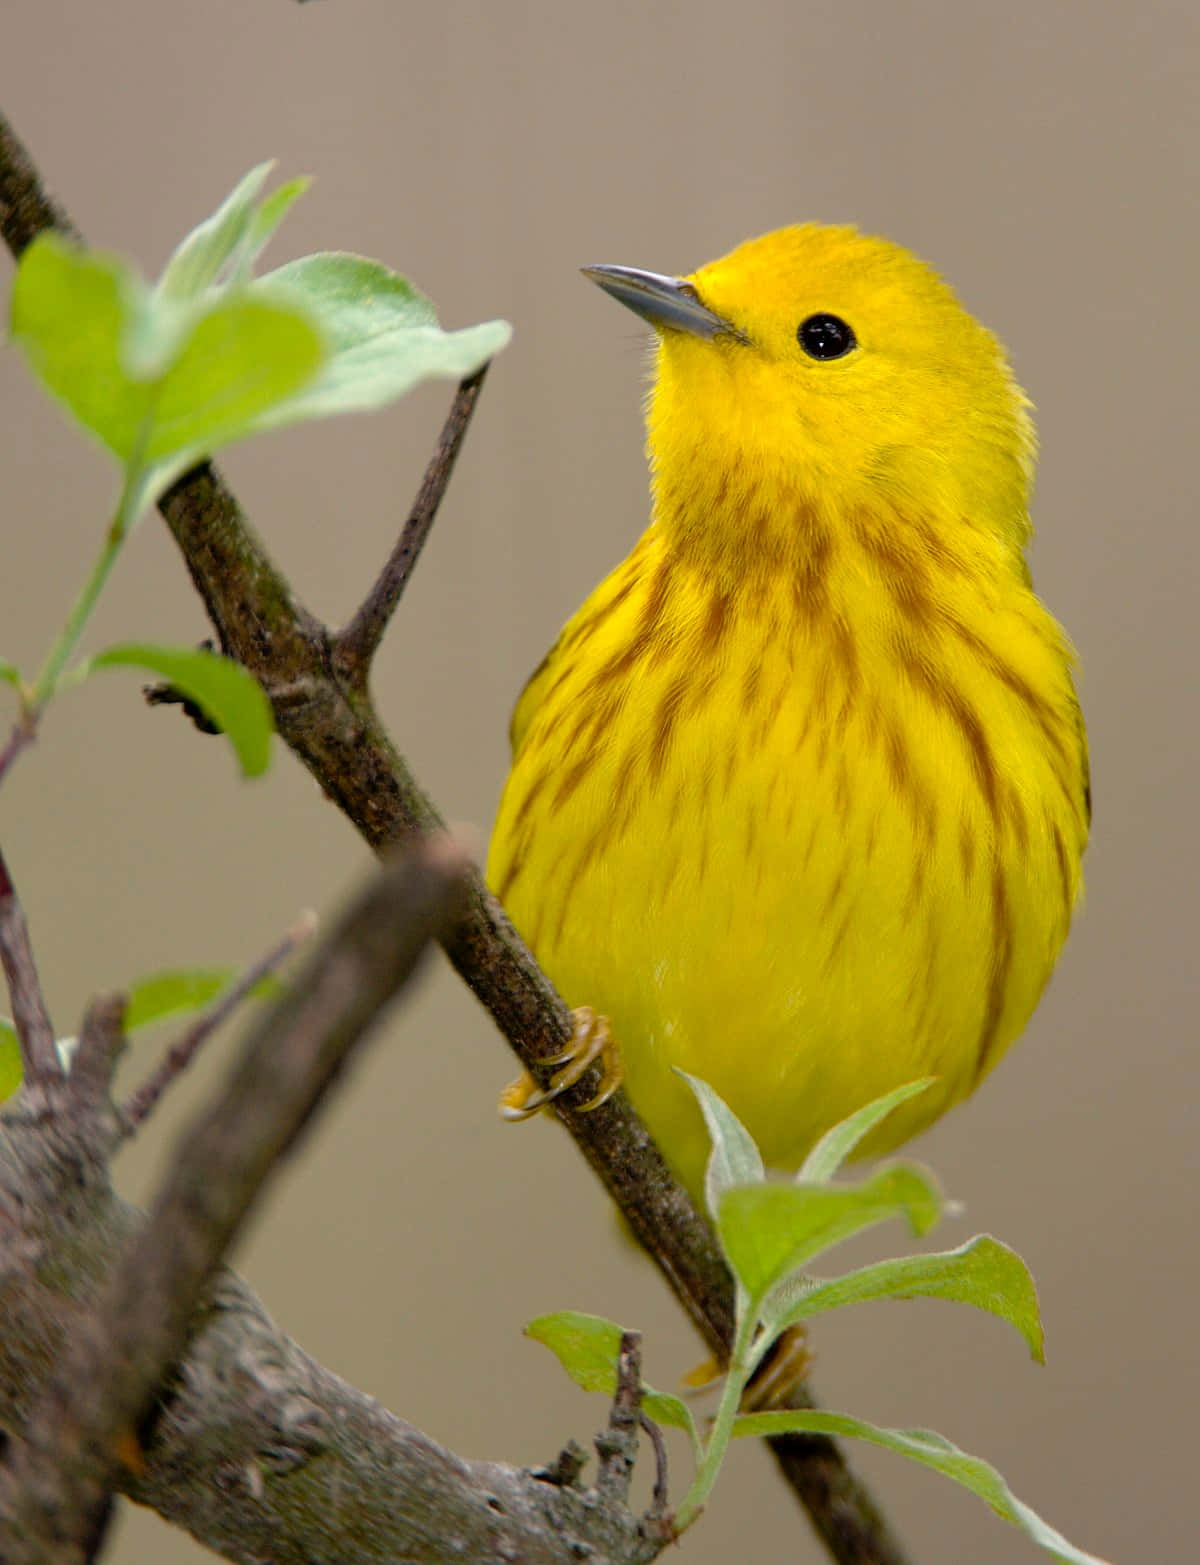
[0, 1096, 661, 1565]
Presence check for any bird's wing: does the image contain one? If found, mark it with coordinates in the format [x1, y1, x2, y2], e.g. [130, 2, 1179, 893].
[508, 635, 563, 757]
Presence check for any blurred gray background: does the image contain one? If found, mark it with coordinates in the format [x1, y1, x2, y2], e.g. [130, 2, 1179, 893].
[1, 2, 1195, 1561]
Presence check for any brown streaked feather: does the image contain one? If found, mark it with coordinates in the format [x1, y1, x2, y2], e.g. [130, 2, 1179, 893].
[975, 855, 1015, 1081]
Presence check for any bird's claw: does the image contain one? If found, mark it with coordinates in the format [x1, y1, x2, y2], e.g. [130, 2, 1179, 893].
[681, 1327, 813, 1416]
[498, 1006, 622, 1120]
[741, 1325, 814, 1412]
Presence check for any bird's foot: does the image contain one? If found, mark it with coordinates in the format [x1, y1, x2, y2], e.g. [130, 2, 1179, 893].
[741, 1325, 814, 1412]
[680, 1326, 813, 1413]
[498, 1006, 623, 1120]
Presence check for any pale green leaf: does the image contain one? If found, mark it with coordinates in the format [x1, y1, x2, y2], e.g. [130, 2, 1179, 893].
[130, 165, 310, 376]
[11, 228, 506, 526]
[0, 1020, 21, 1101]
[730, 1409, 1108, 1565]
[798, 1078, 937, 1184]
[718, 1165, 942, 1306]
[11, 237, 152, 462]
[524, 1311, 698, 1443]
[134, 292, 325, 496]
[11, 234, 325, 517]
[82, 643, 273, 777]
[249, 253, 511, 427]
[0, 658, 21, 688]
[677, 1070, 765, 1223]
[765, 1235, 1044, 1362]
[157, 161, 276, 302]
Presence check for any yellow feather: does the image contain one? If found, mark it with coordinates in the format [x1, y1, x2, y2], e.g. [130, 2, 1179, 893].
[489, 224, 1088, 1200]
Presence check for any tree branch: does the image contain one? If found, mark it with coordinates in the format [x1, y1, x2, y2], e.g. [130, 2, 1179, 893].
[0, 111, 80, 252]
[0, 105, 914, 1565]
[0, 838, 470, 1564]
[158, 380, 739, 1369]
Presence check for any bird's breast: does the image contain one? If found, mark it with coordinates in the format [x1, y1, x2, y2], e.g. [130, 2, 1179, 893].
[489, 519, 1087, 1186]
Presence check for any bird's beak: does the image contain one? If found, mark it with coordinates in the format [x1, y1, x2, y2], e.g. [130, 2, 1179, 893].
[582, 264, 745, 342]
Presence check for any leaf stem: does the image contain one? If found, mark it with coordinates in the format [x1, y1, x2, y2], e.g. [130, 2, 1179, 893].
[31, 514, 126, 706]
[31, 431, 151, 709]
[674, 1308, 759, 1531]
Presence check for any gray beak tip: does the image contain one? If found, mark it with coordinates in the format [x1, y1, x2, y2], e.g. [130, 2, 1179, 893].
[582, 264, 742, 343]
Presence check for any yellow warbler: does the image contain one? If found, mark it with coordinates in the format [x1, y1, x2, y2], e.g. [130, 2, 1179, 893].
[488, 225, 1089, 1200]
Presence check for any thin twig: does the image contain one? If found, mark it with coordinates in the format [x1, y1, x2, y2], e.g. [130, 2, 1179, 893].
[67, 993, 128, 1112]
[120, 910, 318, 1133]
[596, 1331, 643, 1507]
[534, 1440, 589, 1489]
[0, 837, 470, 1564]
[0, 842, 59, 1087]
[638, 1414, 670, 1521]
[0, 105, 915, 1565]
[0, 711, 36, 788]
[333, 366, 489, 684]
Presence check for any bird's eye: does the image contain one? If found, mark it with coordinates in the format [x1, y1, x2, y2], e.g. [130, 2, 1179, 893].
[797, 313, 856, 361]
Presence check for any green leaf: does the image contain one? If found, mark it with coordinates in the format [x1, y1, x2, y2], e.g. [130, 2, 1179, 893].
[82, 643, 273, 777]
[11, 238, 150, 458]
[677, 1070, 765, 1223]
[123, 967, 283, 1031]
[765, 1235, 1044, 1362]
[798, 1078, 937, 1184]
[729, 1410, 1108, 1565]
[524, 1311, 698, 1444]
[249, 253, 511, 426]
[157, 161, 276, 302]
[718, 1165, 942, 1306]
[11, 208, 508, 530]
[10, 233, 325, 516]
[136, 291, 323, 473]
[0, 1020, 22, 1101]
[0, 658, 21, 688]
[130, 165, 310, 377]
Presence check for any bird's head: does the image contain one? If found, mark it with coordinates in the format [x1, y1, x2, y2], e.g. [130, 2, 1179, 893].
[585, 225, 1035, 568]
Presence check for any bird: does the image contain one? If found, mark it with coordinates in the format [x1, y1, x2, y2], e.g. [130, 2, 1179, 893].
[487, 224, 1089, 1203]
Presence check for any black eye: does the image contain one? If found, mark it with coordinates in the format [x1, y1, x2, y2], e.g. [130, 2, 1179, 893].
[797, 313, 856, 360]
